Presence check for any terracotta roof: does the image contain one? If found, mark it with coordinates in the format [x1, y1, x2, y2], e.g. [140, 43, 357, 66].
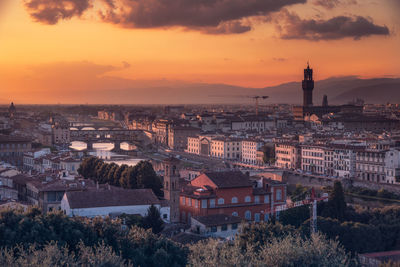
[193, 214, 242, 227]
[65, 188, 160, 209]
[203, 171, 252, 188]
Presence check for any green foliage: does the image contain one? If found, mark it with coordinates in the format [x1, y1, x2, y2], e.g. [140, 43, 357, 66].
[347, 186, 400, 200]
[237, 221, 295, 250]
[78, 157, 163, 197]
[142, 205, 164, 234]
[290, 184, 309, 202]
[0, 241, 130, 266]
[300, 217, 387, 254]
[188, 233, 353, 267]
[0, 209, 188, 267]
[279, 205, 310, 228]
[120, 214, 143, 229]
[322, 181, 346, 221]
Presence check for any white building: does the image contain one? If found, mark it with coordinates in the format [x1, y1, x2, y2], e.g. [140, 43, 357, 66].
[384, 148, 400, 184]
[275, 142, 300, 170]
[301, 145, 325, 175]
[211, 137, 242, 160]
[231, 116, 275, 133]
[190, 214, 242, 238]
[242, 140, 264, 165]
[23, 148, 51, 171]
[61, 188, 170, 221]
[52, 124, 70, 145]
[186, 137, 200, 155]
[324, 144, 360, 178]
[356, 149, 386, 183]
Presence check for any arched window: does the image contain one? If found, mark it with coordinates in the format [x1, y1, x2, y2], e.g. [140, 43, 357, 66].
[245, 210, 251, 220]
[218, 198, 224, 205]
[232, 212, 238, 217]
[245, 196, 251, 203]
[231, 197, 238, 204]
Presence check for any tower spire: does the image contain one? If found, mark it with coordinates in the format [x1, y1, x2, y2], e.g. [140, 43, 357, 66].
[302, 63, 314, 107]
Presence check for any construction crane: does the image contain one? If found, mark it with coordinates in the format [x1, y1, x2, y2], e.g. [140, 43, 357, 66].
[270, 187, 328, 235]
[208, 94, 269, 115]
[249, 96, 269, 116]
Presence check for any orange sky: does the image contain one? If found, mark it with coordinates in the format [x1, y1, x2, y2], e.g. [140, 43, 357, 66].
[0, 0, 399, 104]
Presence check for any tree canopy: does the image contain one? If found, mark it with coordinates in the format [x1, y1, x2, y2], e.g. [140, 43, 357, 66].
[78, 157, 163, 197]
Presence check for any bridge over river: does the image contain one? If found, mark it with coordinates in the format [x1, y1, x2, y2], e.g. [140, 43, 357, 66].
[70, 127, 147, 151]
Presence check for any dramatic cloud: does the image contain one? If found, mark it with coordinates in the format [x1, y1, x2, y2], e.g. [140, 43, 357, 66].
[98, 0, 305, 30]
[277, 10, 390, 40]
[313, 0, 357, 9]
[24, 0, 91, 24]
[200, 21, 251, 34]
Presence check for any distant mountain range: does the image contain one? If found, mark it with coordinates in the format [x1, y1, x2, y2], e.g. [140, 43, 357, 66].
[2, 76, 399, 105]
[255, 76, 400, 105]
[91, 76, 400, 105]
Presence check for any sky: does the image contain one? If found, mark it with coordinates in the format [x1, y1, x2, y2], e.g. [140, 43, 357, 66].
[0, 0, 399, 104]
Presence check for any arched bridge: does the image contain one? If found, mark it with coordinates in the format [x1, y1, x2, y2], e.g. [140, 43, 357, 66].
[70, 129, 145, 151]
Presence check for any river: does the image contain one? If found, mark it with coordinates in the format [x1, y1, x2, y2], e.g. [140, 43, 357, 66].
[70, 141, 145, 166]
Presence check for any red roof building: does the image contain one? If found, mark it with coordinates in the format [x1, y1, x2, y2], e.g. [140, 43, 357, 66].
[179, 171, 286, 223]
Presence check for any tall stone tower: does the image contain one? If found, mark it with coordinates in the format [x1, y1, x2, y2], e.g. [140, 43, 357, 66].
[302, 63, 314, 107]
[163, 157, 180, 223]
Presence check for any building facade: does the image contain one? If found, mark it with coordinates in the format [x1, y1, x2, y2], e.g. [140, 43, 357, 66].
[242, 140, 264, 165]
[275, 142, 301, 170]
[179, 171, 286, 223]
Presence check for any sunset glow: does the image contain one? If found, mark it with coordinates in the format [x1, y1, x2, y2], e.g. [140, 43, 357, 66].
[0, 0, 399, 104]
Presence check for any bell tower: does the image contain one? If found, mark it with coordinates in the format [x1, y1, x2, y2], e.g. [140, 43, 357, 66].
[302, 62, 314, 107]
[163, 157, 180, 223]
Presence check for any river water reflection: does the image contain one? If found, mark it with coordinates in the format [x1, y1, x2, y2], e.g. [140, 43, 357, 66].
[70, 141, 144, 166]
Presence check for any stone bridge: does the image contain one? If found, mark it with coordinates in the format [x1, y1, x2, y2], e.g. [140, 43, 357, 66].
[70, 129, 145, 151]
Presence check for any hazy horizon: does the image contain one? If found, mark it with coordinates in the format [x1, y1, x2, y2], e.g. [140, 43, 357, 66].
[0, 0, 399, 104]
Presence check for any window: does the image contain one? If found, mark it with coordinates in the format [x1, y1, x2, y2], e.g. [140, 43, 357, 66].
[264, 195, 270, 203]
[276, 189, 282, 201]
[47, 192, 58, 202]
[231, 197, 238, 204]
[201, 199, 207, 208]
[232, 223, 238, 230]
[182, 196, 186, 205]
[232, 212, 238, 217]
[210, 199, 216, 208]
[163, 214, 167, 219]
[254, 196, 260, 204]
[245, 210, 251, 220]
[211, 226, 217, 232]
[264, 213, 269, 221]
[255, 213, 260, 222]
[195, 199, 198, 208]
[218, 198, 224, 205]
[221, 225, 228, 231]
[245, 196, 251, 203]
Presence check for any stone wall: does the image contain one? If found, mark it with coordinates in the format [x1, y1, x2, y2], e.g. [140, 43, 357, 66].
[282, 171, 400, 194]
